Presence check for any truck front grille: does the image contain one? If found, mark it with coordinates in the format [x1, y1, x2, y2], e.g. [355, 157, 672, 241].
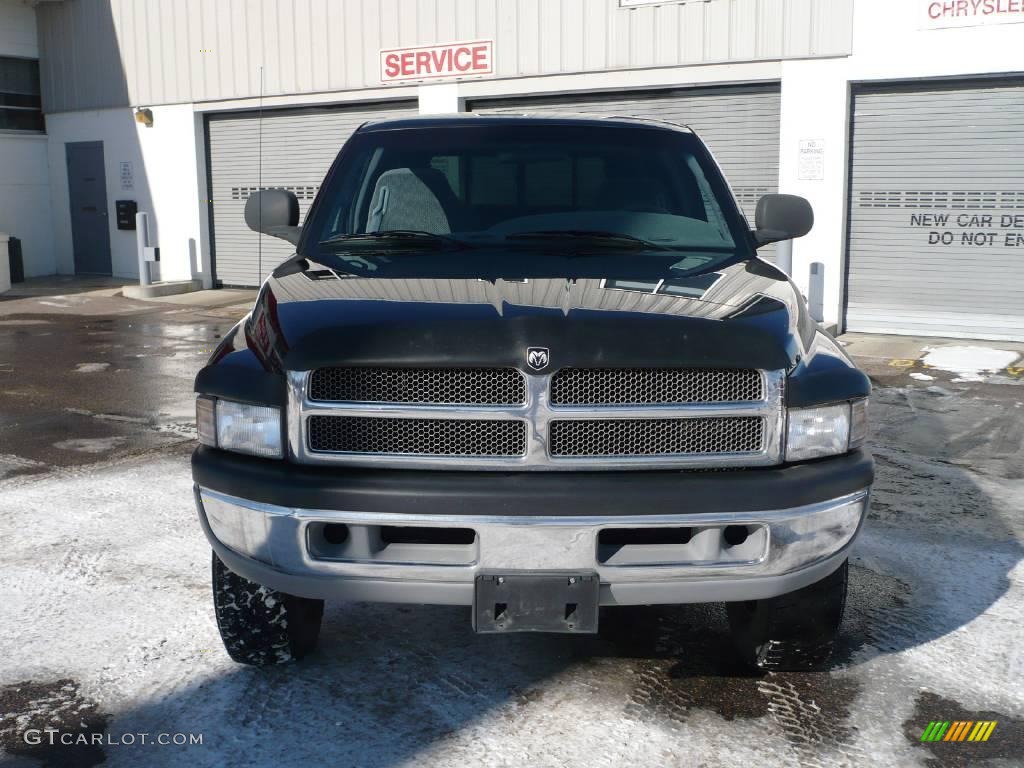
[550, 368, 763, 405]
[549, 417, 764, 457]
[308, 416, 527, 457]
[309, 367, 526, 405]
[292, 368, 784, 470]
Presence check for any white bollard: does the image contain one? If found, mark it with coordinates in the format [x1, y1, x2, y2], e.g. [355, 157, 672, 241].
[808, 262, 825, 323]
[135, 212, 151, 286]
[0, 233, 11, 294]
[775, 238, 793, 276]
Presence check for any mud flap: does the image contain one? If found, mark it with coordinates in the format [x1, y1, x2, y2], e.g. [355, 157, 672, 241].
[473, 572, 600, 634]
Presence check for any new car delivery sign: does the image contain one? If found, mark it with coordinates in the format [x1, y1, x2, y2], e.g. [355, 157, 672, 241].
[380, 40, 493, 83]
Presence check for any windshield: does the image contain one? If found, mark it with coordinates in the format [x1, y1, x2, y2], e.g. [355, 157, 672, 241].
[300, 122, 754, 273]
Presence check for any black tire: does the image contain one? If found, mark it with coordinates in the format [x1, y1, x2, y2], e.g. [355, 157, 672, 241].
[726, 559, 848, 672]
[211, 551, 324, 666]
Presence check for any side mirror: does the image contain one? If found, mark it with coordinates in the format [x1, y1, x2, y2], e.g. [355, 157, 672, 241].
[244, 189, 302, 245]
[753, 193, 813, 247]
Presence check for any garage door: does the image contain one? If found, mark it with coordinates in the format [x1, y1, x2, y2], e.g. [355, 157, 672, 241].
[846, 81, 1024, 340]
[207, 101, 417, 287]
[469, 85, 781, 256]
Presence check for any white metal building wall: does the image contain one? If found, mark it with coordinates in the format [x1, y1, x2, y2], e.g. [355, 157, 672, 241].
[206, 100, 417, 287]
[845, 80, 1024, 340]
[468, 85, 782, 253]
[34, 0, 852, 113]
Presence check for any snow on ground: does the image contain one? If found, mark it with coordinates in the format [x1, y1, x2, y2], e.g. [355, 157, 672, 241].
[73, 363, 112, 374]
[1, 385, 1023, 767]
[921, 345, 1020, 382]
[52, 437, 129, 454]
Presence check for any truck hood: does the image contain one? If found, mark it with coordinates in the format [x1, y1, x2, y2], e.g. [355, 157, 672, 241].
[232, 258, 814, 374]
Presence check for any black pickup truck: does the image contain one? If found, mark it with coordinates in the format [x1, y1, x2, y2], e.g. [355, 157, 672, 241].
[193, 114, 872, 670]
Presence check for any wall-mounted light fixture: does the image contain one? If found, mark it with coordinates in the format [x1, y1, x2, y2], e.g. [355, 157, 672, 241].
[134, 107, 154, 127]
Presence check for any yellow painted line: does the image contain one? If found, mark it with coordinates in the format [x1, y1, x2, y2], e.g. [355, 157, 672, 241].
[889, 359, 917, 368]
[1007, 366, 1024, 377]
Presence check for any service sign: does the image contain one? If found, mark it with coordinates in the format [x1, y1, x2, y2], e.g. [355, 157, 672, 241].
[922, 0, 1024, 29]
[380, 40, 493, 83]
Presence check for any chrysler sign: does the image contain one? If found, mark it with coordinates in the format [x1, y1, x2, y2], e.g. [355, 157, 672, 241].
[924, 0, 1024, 28]
[380, 40, 493, 83]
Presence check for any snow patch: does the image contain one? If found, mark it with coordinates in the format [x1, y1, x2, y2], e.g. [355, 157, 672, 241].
[909, 372, 934, 381]
[53, 437, 127, 454]
[921, 346, 1019, 382]
[63, 407, 149, 424]
[153, 422, 197, 439]
[75, 362, 110, 373]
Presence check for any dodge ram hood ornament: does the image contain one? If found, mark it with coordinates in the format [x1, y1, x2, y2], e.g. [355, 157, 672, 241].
[527, 347, 550, 371]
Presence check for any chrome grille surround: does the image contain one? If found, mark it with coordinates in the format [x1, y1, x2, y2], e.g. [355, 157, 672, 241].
[551, 368, 764, 405]
[310, 367, 526, 405]
[288, 369, 785, 471]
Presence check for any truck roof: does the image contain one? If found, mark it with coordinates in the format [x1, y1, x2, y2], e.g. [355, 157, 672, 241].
[357, 112, 695, 135]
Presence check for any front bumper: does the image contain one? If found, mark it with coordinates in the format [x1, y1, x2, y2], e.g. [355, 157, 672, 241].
[193, 448, 871, 605]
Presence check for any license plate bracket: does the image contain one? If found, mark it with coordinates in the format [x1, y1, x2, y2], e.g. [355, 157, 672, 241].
[473, 572, 600, 634]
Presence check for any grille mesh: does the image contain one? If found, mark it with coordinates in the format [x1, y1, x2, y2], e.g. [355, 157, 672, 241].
[550, 368, 763, 406]
[308, 416, 526, 457]
[549, 417, 763, 457]
[309, 367, 526, 405]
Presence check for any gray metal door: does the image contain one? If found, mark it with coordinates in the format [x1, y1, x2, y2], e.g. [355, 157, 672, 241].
[66, 141, 112, 275]
[846, 80, 1024, 340]
[469, 85, 781, 257]
[206, 101, 418, 287]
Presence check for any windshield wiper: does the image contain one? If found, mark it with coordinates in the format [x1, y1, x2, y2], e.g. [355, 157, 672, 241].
[319, 230, 468, 250]
[502, 230, 671, 251]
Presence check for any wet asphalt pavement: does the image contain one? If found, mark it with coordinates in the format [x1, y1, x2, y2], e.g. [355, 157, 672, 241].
[0, 282, 248, 479]
[0, 281, 1022, 767]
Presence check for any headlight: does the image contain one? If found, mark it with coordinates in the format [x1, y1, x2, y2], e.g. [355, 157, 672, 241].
[195, 395, 283, 458]
[785, 399, 867, 462]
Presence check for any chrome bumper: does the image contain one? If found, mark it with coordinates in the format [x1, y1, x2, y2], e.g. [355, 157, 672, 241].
[195, 486, 869, 605]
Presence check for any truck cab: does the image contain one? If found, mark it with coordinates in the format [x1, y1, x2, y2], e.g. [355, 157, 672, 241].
[193, 115, 872, 670]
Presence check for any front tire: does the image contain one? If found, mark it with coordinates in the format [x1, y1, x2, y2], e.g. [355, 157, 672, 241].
[212, 552, 324, 666]
[726, 559, 848, 671]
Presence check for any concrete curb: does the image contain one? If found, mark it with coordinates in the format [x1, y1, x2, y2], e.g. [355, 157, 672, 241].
[122, 280, 202, 299]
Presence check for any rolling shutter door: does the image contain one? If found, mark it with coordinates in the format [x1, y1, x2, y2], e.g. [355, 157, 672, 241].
[469, 85, 781, 257]
[846, 81, 1024, 340]
[207, 101, 417, 287]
